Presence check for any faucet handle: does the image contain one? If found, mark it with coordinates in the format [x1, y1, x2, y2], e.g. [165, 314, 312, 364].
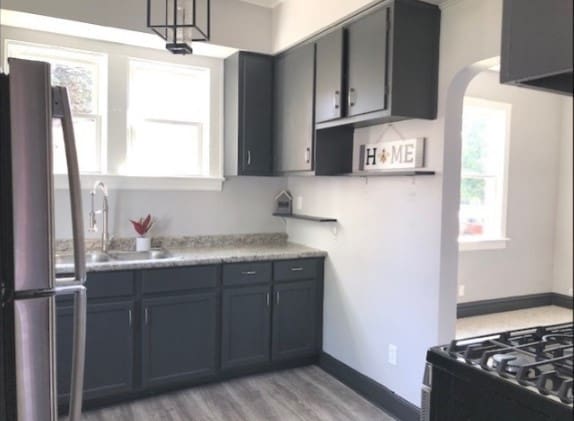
[88, 212, 98, 232]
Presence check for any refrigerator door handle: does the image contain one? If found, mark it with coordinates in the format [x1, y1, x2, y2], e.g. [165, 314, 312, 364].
[52, 86, 87, 421]
[52, 86, 87, 288]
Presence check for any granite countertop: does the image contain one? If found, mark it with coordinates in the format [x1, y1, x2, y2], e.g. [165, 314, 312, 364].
[55, 233, 327, 274]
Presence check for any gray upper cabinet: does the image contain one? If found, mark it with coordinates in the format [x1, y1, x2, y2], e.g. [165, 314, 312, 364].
[314, 0, 440, 130]
[225, 52, 274, 176]
[315, 29, 345, 123]
[500, 0, 573, 95]
[347, 7, 388, 117]
[274, 43, 316, 173]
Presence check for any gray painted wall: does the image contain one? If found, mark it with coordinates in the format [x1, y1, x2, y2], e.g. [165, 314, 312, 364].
[553, 99, 574, 297]
[54, 177, 287, 239]
[2, 0, 273, 53]
[457, 71, 566, 303]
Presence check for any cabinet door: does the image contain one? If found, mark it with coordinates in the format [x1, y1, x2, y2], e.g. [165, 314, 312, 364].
[315, 29, 345, 123]
[239, 53, 273, 175]
[142, 293, 217, 388]
[221, 285, 271, 369]
[272, 280, 318, 360]
[347, 7, 389, 116]
[274, 43, 315, 172]
[57, 301, 134, 402]
[501, 0, 573, 85]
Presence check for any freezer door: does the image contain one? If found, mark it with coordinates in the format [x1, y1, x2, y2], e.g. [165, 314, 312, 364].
[8, 58, 54, 292]
[14, 296, 57, 421]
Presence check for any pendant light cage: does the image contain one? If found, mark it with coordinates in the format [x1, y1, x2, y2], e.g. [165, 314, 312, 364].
[146, 0, 211, 54]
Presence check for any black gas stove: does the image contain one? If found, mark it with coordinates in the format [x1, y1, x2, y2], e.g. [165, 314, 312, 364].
[422, 323, 573, 421]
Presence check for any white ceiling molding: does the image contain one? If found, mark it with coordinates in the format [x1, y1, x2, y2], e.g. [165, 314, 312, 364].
[239, 0, 284, 9]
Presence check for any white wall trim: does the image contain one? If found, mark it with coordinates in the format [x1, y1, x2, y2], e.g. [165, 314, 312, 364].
[54, 174, 225, 192]
[240, 0, 284, 9]
[458, 237, 510, 251]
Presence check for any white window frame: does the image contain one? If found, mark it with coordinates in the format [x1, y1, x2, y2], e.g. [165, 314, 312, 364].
[458, 97, 512, 252]
[2, 25, 225, 191]
[4, 39, 108, 174]
[126, 58, 211, 178]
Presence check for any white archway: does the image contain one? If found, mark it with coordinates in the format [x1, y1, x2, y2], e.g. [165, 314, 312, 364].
[437, 57, 501, 343]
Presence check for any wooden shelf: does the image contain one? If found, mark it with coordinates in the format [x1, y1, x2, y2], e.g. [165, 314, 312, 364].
[272, 213, 337, 223]
[346, 170, 436, 177]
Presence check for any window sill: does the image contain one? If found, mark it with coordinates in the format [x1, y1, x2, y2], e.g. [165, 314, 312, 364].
[458, 237, 510, 252]
[54, 174, 225, 191]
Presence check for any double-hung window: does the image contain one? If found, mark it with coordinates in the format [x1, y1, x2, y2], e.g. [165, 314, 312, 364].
[459, 97, 511, 249]
[127, 59, 211, 177]
[5, 40, 107, 174]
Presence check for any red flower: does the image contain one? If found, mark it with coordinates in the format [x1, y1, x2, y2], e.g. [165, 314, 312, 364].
[130, 214, 153, 237]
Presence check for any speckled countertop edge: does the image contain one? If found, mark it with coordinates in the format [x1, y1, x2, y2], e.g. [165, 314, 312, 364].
[55, 242, 327, 274]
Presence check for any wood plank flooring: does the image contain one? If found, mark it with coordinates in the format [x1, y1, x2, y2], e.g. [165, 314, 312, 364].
[75, 366, 395, 421]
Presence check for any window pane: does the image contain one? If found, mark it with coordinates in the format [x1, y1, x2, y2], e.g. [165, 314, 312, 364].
[129, 121, 201, 176]
[460, 98, 509, 240]
[53, 117, 100, 174]
[128, 59, 210, 176]
[6, 41, 106, 174]
[52, 62, 97, 114]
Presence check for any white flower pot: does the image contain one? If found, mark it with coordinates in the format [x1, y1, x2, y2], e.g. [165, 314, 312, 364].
[136, 237, 151, 252]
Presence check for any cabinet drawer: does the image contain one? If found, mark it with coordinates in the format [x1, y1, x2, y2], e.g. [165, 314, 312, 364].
[273, 259, 320, 282]
[142, 266, 218, 294]
[86, 271, 135, 300]
[223, 262, 272, 286]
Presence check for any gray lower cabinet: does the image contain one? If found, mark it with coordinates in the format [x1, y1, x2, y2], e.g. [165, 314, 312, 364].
[57, 300, 134, 402]
[272, 280, 319, 360]
[221, 285, 271, 369]
[141, 292, 218, 388]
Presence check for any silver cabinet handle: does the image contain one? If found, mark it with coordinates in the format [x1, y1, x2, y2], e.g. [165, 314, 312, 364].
[266, 292, 270, 307]
[348, 88, 356, 108]
[305, 147, 311, 164]
[128, 309, 132, 327]
[290, 267, 304, 272]
[334, 90, 340, 109]
[145, 308, 150, 325]
[52, 86, 86, 289]
[276, 292, 280, 305]
[247, 150, 252, 166]
[241, 271, 257, 276]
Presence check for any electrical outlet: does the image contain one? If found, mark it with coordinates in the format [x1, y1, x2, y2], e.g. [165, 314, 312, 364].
[388, 344, 398, 366]
[458, 285, 465, 297]
[296, 196, 303, 210]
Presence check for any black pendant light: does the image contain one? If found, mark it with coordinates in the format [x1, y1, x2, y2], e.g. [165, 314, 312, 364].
[146, 0, 211, 55]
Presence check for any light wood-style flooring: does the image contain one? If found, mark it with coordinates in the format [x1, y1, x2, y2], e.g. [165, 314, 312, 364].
[456, 305, 573, 339]
[75, 366, 395, 421]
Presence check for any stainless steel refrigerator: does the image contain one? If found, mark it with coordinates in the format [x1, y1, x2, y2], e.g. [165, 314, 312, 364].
[1, 58, 87, 421]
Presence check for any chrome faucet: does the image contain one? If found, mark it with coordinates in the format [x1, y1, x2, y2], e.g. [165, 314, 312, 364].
[89, 181, 110, 253]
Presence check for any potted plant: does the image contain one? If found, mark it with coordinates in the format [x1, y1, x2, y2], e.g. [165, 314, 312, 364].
[130, 214, 154, 251]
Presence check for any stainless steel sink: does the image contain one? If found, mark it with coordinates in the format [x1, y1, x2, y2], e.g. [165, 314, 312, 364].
[107, 249, 172, 261]
[54, 249, 171, 265]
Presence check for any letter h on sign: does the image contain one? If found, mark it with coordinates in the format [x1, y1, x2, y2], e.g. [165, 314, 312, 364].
[366, 148, 377, 166]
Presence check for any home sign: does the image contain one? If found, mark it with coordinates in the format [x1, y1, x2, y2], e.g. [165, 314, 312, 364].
[359, 138, 425, 171]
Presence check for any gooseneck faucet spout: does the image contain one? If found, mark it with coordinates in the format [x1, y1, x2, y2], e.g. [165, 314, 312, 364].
[89, 181, 110, 253]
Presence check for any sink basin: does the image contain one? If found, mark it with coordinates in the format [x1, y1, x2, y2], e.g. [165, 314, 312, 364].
[55, 251, 111, 265]
[107, 249, 172, 261]
[54, 249, 171, 265]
